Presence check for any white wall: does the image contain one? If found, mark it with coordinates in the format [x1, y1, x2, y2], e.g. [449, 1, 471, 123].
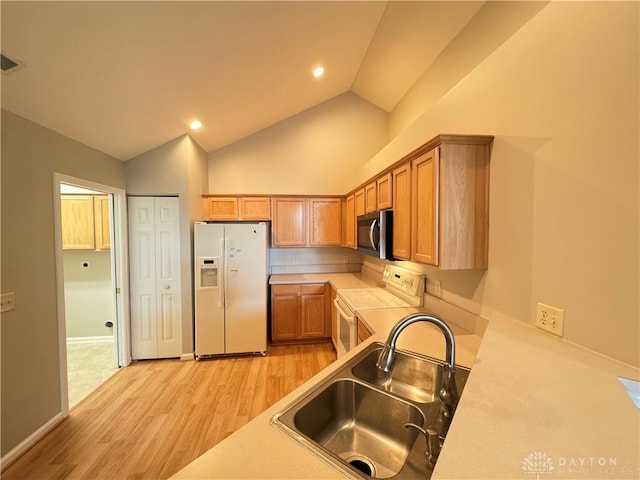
[359, 2, 639, 366]
[208, 92, 389, 194]
[63, 250, 113, 338]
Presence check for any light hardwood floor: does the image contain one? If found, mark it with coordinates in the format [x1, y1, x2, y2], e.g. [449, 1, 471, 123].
[2, 343, 336, 480]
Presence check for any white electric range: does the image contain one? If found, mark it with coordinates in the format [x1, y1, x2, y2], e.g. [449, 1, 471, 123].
[334, 265, 425, 357]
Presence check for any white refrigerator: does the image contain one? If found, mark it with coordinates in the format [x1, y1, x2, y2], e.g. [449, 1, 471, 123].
[194, 222, 268, 358]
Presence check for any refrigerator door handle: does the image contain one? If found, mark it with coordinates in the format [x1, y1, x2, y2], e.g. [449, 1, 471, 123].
[224, 237, 229, 308]
[218, 238, 224, 308]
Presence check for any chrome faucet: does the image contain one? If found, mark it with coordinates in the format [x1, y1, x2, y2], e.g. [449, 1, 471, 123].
[376, 313, 459, 440]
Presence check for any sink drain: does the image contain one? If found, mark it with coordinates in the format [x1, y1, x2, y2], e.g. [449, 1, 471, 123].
[346, 456, 376, 477]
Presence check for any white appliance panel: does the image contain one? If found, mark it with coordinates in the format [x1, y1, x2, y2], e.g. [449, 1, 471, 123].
[224, 223, 268, 354]
[194, 222, 268, 357]
[194, 223, 225, 355]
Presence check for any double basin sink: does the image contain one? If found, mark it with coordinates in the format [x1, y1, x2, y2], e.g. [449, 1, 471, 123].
[271, 342, 470, 479]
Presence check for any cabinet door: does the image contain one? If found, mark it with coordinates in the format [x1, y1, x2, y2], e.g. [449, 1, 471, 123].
[308, 198, 342, 246]
[330, 287, 338, 349]
[203, 197, 238, 220]
[354, 188, 365, 217]
[61, 195, 95, 250]
[364, 182, 377, 213]
[239, 197, 271, 220]
[392, 163, 412, 260]
[94, 195, 111, 250]
[377, 172, 392, 210]
[412, 148, 439, 265]
[271, 293, 299, 342]
[300, 285, 328, 339]
[343, 194, 356, 248]
[357, 318, 373, 344]
[271, 198, 306, 246]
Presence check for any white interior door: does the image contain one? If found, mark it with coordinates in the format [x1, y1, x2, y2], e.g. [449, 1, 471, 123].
[154, 197, 182, 358]
[129, 196, 182, 359]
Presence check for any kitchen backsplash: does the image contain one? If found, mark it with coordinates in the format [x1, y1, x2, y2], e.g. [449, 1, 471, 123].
[269, 247, 362, 274]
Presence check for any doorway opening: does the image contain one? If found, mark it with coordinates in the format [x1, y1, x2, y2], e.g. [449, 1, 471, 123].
[53, 174, 130, 414]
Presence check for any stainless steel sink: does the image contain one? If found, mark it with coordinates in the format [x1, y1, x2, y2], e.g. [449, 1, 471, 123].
[285, 379, 423, 478]
[271, 342, 471, 479]
[351, 346, 469, 405]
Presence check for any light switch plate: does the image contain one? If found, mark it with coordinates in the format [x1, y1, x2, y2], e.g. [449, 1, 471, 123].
[1, 292, 16, 313]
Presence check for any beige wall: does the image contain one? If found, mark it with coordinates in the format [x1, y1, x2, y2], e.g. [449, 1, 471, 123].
[205, 3, 638, 366]
[208, 92, 389, 195]
[63, 250, 113, 338]
[361, 2, 639, 366]
[125, 134, 208, 355]
[0, 110, 125, 456]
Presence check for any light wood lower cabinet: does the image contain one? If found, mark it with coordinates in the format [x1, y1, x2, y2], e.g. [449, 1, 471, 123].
[357, 318, 373, 345]
[271, 283, 331, 344]
[330, 287, 338, 349]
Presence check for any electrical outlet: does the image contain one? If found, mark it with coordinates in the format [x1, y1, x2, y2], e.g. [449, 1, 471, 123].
[292, 256, 297, 264]
[536, 302, 564, 336]
[433, 280, 442, 297]
[1, 292, 16, 313]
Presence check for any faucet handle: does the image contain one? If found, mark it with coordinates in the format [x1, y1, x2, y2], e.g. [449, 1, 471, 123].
[403, 423, 441, 469]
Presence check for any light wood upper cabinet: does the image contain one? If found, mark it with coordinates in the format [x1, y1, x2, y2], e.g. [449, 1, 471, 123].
[412, 148, 439, 265]
[343, 194, 356, 248]
[94, 195, 111, 250]
[203, 197, 238, 220]
[61, 195, 110, 251]
[392, 163, 412, 260]
[271, 197, 307, 247]
[376, 172, 393, 210]
[364, 182, 377, 213]
[411, 136, 492, 269]
[203, 196, 270, 220]
[61, 195, 96, 250]
[354, 188, 365, 217]
[238, 197, 270, 220]
[308, 197, 342, 246]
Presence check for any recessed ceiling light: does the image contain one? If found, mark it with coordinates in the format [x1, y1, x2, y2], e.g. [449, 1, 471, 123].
[313, 66, 325, 78]
[190, 120, 202, 130]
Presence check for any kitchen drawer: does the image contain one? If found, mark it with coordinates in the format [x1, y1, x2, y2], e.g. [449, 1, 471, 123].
[272, 284, 299, 295]
[300, 284, 325, 295]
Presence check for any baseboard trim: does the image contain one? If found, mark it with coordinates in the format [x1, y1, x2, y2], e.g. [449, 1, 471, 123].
[180, 353, 195, 361]
[0, 412, 65, 471]
[67, 336, 114, 344]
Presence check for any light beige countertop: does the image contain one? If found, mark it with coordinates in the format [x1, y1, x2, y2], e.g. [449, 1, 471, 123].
[172, 276, 640, 480]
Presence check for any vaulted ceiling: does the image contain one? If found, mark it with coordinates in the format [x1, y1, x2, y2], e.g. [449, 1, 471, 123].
[1, 1, 484, 160]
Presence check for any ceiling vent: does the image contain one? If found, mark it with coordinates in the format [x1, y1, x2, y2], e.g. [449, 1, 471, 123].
[1, 53, 24, 75]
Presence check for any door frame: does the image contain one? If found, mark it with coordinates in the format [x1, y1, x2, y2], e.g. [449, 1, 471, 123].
[53, 173, 131, 416]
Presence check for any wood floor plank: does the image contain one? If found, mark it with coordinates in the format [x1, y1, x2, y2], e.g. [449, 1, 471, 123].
[1, 343, 335, 480]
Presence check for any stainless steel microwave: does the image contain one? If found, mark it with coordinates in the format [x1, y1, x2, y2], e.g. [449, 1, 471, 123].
[357, 210, 393, 260]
